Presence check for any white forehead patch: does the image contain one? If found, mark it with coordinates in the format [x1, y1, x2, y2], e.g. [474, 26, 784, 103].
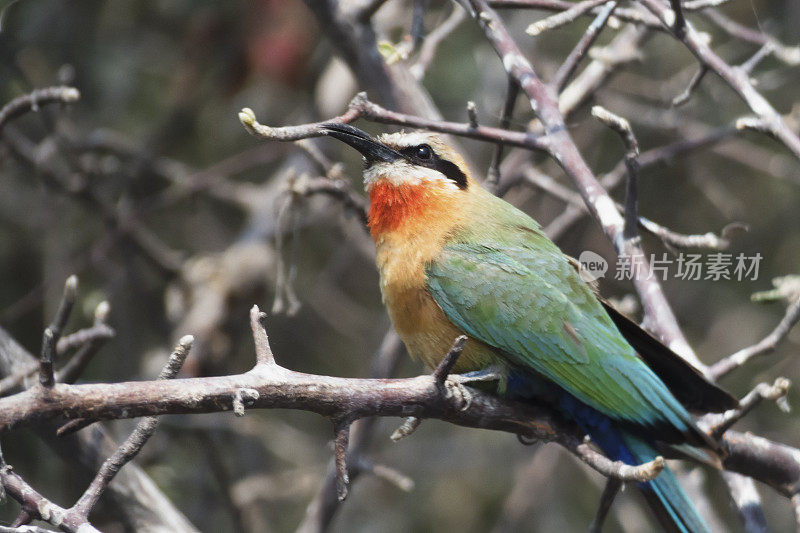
[363, 160, 460, 191]
[378, 131, 437, 149]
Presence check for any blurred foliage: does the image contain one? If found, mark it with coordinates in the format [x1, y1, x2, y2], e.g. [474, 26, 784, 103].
[0, 0, 799, 531]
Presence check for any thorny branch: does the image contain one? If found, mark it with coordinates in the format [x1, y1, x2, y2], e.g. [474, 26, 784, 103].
[0, 306, 797, 508]
[639, 0, 800, 161]
[711, 287, 800, 380]
[1, 336, 193, 532]
[239, 93, 550, 152]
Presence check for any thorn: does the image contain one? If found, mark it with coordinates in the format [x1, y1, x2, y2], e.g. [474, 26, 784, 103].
[391, 417, 421, 441]
[433, 336, 467, 384]
[334, 423, 351, 501]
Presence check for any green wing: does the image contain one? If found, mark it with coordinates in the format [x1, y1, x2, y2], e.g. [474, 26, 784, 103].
[425, 239, 694, 435]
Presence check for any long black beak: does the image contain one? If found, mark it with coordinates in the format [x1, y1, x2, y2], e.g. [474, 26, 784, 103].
[320, 123, 401, 164]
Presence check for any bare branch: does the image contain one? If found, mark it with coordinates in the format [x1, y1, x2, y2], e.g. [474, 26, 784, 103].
[466, 101, 479, 129]
[0, 466, 101, 533]
[0, 311, 796, 503]
[56, 323, 115, 356]
[591, 105, 639, 241]
[391, 416, 422, 442]
[40, 276, 78, 388]
[672, 66, 708, 106]
[525, 0, 609, 36]
[0, 86, 80, 131]
[640, 0, 800, 161]
[432, 336, 467, 384]
[57, 301, 113, 385]
[573, 437, 664, 482]
[70, 336, 193, 518]
[589, 477, 623, 533]
[334, 422, 351, 501]
[551, 1, 618, 93]
[705, 378, 791, 438]
[411, 4, 466, 79]
[250, 305, 276, 366]
[668, 0, 686, 38]
[721, 472, 769, 533]
[486, 76, 519, 191]
[710, 294, 800, 379]
[240, 93, 550, 152]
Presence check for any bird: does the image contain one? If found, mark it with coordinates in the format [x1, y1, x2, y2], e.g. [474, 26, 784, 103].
[320, 122, 738, 533]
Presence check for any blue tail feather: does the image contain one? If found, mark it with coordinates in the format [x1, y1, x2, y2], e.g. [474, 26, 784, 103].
[560, 394, 710, 533]
[621, 432, 710, 533]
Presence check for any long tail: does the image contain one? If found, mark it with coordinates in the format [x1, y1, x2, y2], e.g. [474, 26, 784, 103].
[621, 432, 710, 533]
[589, 427, 710, 533]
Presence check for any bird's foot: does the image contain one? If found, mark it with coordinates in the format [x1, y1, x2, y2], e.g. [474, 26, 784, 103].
[444, 366, 506, 410]
[443, 377, 474, 411]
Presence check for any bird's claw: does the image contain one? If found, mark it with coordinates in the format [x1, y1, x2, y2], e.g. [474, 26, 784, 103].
[443, 378, 474, 411]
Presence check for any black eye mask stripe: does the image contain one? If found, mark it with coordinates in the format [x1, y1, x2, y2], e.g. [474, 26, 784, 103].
[398, 146, 468, 190]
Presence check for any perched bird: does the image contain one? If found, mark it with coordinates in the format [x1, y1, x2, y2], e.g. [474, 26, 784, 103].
[321, 123, 737, 533]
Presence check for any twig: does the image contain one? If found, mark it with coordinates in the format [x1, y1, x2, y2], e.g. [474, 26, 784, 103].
[591, 106, 639, 241]
[432, 336, 467, 384]
[466, 101, 479, 128]
[740, 42, 775, 74]
[523, 167, 739, 251]
[40, 276, 78, 388]
[354, 457, 415, 492]
[70, 336, 193, 518]
[572, 437, 664, 481]
[721, 472, 769, 533]
[589, 477, 623, 532]
[0, 86, 80, 132]
[390, 416, 422, 442]
[240, 93, 550, 152]
[705, 378, 791, 438]
[333, 422, 351, 501]
[55, 323, 115, 356]
[639, 0, 800, 161]
[0, 467, 101, 533]
[638, 219, 744, 251]
[296, 330, 405, 533]
[291, 175, 369, 227]
[525, 0, 609, 36]
[668, 0, 686, 37]
[672, 65, 708, 106]
[710, 294, 800, 379]
[411, 4, 466, 79]
[271, 191, 302, 316]
[551, 1, 618, 93]
[703, 10, 800, 66]
[486, 76, 519, 191]
[491, 0, 664, 30]
[410, 0, 429, 50]
[250, 305, 276, 366]
[2, 127, 184, 276]
[57, 301, 113, 384]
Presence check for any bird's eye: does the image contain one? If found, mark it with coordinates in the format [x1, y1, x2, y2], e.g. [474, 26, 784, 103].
[415, 144, 433, 160]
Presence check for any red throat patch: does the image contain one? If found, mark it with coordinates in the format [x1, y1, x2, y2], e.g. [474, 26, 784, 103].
[368, 182, 432, 238]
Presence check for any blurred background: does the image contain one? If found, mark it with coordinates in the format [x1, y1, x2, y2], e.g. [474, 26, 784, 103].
[0, 0, 799, 531]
